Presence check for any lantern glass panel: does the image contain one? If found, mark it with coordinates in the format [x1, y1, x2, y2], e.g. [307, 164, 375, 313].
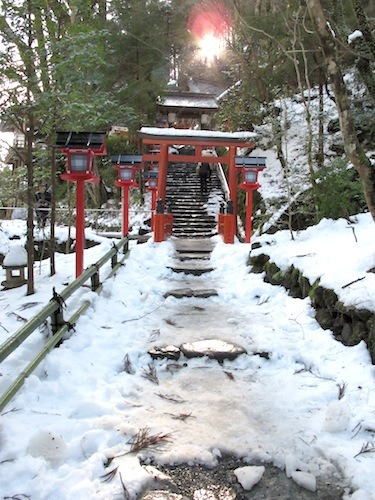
[201, 113, 210, 124]
[149, 179, 157, 188]
[244, 170, 257, 183]
[168, 112, 176, 124]
[120, 168, 133, 181]
[71, 154, 88, 172]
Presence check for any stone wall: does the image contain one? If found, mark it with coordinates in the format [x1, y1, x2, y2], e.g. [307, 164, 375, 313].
[248, 252, 375, 363]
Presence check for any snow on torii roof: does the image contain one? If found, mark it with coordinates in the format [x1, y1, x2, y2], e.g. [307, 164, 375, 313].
[159, 92, 218, 111]
[139, 127, 256, 146]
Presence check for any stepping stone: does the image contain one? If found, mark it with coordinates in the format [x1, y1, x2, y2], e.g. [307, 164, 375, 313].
[149, 345, 181, 360]
[180, 339, 247, 362]
[164, 288, 218, 299]
[164, 287, 194, 298]
[168, 262, 215, 275]
[192, 289, 218, 298]
[148, 339, 246, 363]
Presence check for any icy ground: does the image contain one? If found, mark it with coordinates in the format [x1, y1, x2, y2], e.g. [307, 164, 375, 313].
[0, 212, 374, 499]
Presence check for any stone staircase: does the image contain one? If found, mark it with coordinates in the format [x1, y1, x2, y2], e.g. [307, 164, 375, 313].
[166, 163, 224, 239]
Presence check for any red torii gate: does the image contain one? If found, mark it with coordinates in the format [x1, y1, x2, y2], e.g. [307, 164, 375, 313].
[139, 127, 256, 242]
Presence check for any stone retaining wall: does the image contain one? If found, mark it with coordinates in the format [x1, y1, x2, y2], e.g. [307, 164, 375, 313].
[248, 253, 375, 363]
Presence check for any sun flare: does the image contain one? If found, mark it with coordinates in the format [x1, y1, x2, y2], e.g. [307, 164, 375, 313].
[197, 33, 224, 64]
[187, 0, 232, 66]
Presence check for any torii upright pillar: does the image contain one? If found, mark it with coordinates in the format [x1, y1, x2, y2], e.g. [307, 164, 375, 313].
[226, 145, 238, 242]
[154, 143, 169, 242]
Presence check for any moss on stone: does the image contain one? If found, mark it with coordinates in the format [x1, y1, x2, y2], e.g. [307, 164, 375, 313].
[248, 253, 270, 273]
[366, 316, 375, 363]
[265, 261, 282, 285]
[308, 280, 323, 307]
[352, 320, 368, 342]
[246, 254, 375, 364]
[298, 275, 311, 299]
[323, 288, 339, 309]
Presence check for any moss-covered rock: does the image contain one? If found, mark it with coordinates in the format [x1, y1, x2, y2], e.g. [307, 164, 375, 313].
[323, 289, 339, 309]
[341, 323, 359, 346]
[289, 267, 304, 298]
[264, 261, 283, 285]
[299, 274, 311, 299]
[316, 309, 334, 330]
[352, 320, 368, 343]
[366, 317, 375, 363]
[246, 254, 375, 363]
[248, 253, 270, 273]
[309, 281, 324, 308]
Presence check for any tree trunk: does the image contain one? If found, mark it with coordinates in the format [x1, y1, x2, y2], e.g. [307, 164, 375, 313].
[26, 0, 34, 295]
[316, 78, 324, 170]
[50, 146, 56, 276]
[306, 0, 375, 223]
[352, 0, 375, 59]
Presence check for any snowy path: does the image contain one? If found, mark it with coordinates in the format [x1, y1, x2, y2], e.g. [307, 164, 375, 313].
[0, 236, 374, 499]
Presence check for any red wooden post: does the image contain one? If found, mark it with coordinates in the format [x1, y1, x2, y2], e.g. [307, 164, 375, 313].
[157, 144, 169, 203]
[245, 189, 253, 244]
[122, 186, 130, 237]
[75, 179, 85, 278]
[228, 146, 237, 218]
[154, 215, 164, 242]
[223, 214, 235, 244]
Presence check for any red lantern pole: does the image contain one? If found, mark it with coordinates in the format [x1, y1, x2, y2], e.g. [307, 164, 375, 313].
[122, 186, 130, 237]
[75, 179, 85, 278]
[245, 188, 253, 244]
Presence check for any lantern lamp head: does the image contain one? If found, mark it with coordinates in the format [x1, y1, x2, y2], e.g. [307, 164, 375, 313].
[69, 151, 93, 174]
[119, 166, 134, 182]
[145, 170, 158, 190]
[244, 168, 258, 184]
[111, 154, 142, 188]
[56, 131, 107, 182]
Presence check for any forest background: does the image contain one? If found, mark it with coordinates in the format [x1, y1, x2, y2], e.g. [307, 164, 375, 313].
[0, 0, 374, 294]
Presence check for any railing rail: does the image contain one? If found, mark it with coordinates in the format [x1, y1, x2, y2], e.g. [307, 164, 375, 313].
[0, 236, 129, 412]
[216, 162, 230, 201]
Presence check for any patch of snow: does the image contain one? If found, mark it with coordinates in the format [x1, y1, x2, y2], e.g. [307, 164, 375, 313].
[348, 30, 363, 44]
[234, 465, 265, 490]
[291, 471, 317, 492]
[3, 244, 27, 266]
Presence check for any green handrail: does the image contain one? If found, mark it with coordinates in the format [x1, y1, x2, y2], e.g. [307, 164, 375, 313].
[0, 236, 128, 364]
[0, 240, 129, 412]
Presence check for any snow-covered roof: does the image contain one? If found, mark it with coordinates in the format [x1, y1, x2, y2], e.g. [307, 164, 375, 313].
[159, 92, 218, 111]
[139, 127, 256, 142]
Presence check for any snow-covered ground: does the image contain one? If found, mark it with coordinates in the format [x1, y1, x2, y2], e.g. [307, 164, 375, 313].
[0, 211, 374, 499]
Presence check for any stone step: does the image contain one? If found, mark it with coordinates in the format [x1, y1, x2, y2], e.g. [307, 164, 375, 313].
[175, 252, 211, 261]
[174, 238, 215, 252]
[173, 220, 215, 227]
[173, 222, 216, 232]
[164, 288, 218, 299]
[173, 232, 216, 239]
[168, 262, 215, 275]
[173, 226, 215, 232]
[174, 229, 216, 236]
[170, 205, 209, 211]
[172, 213, 214, 217]
[172, 213, 210, 218]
